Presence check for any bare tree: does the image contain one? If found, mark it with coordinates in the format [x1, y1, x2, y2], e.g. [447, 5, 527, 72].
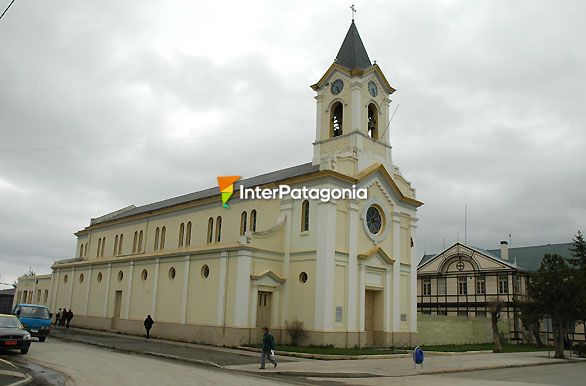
[487, 297, 505, 353]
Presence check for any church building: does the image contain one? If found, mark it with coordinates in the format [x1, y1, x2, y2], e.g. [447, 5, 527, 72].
[15, 21, 422, 347]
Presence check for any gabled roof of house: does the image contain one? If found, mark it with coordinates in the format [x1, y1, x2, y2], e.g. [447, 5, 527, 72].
[419, 242, 574, 272]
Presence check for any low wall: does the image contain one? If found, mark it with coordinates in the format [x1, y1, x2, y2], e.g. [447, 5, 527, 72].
[416, 315, 511, 346]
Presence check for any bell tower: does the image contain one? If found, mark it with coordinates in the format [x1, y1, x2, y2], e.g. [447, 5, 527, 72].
[311, 20, 397, 178]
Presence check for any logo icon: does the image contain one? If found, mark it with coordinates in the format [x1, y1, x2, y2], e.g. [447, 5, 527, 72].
[217, 176, 240, 208]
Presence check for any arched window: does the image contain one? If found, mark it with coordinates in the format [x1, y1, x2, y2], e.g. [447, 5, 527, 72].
[138, 231, 143, 252]
[186, 222, 192, 246]
[97, 238, 102, 258]
[207, 218, 214, 244]
[154, 227, 160, 250]
[100, 238, 105, 257]
[215, 216, 222, 242]
[160, 227, 166, 249]
[367, 103, 378, 139]
[250, 210, 257, 232]
[114, 235, 119, 255]
[330, 102, 343, 137]
[179, 223, 185, 247]
[118, 234, 123, 255]
[301, 200, 310, 232]
[133, 231, 138, 253]
[79, 244, 83, 257]
[240, 211, 247, 235]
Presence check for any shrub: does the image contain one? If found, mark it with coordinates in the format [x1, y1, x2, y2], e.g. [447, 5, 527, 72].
[573, 342, 586, 357]
[286, 318, 308, 346]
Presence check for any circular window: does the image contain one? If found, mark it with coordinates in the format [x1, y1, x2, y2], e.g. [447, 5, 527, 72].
[79, 273, 85, 283]
[118, 271, 124, 281]
[97, 272, 103, 283]
[64, 275, 68, 284]
[201, 265, 210, 279]
[366, 206, 383, 234]
[169, 267, 176, 280]
[299, 272, 308, 283]
[141, 269, 148, 281]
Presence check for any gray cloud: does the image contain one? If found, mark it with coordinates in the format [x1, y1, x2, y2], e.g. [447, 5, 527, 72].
[1, 0, 585, 286]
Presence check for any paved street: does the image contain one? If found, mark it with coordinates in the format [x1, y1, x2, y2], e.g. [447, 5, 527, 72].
[8, 339, 299, 386]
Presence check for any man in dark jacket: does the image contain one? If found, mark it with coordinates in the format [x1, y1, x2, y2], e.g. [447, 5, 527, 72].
[144, 315, 154, 339]
[66, 309, 74, 328]
[60, 306, 67, 326]
[259, 327, 277, 369]
[54, 308, 62, 326]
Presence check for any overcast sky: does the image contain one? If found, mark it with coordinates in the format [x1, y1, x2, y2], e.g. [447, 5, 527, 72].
[1, 0, 585, 288]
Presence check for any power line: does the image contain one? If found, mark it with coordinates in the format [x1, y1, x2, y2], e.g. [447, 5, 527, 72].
[0, 0, 17, 21]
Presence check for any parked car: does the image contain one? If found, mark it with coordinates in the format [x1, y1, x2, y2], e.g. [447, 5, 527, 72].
[0, 314, 32, 354]
[12, 304, 51, 342]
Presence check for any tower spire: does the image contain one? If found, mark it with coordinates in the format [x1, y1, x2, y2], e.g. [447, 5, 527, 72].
[334, 19, 372, 70]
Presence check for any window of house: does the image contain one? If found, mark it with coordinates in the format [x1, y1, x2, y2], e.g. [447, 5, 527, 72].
[43, 290, 48, 303]
[179, 223, 185, 247]
[118, 234, 123, 255]
[160, 227, 166, 249]
[458, 276, 467, 295]
[154, 227, 160, 250]
[438, 277, 446, 295]
[215, 216, 222, 242]
[240, 211, 247, 235]
[301, 200, 310, 232]
[97, 238, 102, 258]
[498, 275, 509, 294]
[330, 102, 343, 137]
[514, 275, 521, 293]
[201, 265, 210, 278]
[114, 235, 119, 255]
[458, 310, 468, 317]
[79, 244, 83, 257]
[423, 278, 431, 295]
[186, 222, 192, 246]
[437, 308, 447, 316]
[367, 103, 378, 139]
[476, 275, 486, 294]
[138, 231, 143, 252]
[207, 218, 214, 243]
[169, 267, 176, 280]
[250, 210, 257, 232]
[476, 310, 487, 317]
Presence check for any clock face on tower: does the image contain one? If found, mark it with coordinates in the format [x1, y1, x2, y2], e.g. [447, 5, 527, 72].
[368, 81, 378, 97]
[331, 79, 344, 95]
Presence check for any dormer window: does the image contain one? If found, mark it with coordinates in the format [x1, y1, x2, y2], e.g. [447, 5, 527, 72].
[330, 102, 343, 137]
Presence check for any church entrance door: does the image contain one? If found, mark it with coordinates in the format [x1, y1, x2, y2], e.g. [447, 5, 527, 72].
[112, 290, 122, 329]
[256, 291, 272, 328]
[365, 290, 375, 346]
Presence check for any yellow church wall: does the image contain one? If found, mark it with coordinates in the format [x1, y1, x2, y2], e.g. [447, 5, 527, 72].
[129, 261, 155, 321]
[223, 254, 239, 327]
[86, 267, 107, 317]
[155, 259, 185, 324]
[334, 263, 347, 331]
[186, 257, 220, 326]
[335, 206, 349, 254]
[400, 271, 410, 331]
[70, 268, 90, 314]
[107, 264, 130, 318]
[290, 199, 316, 253]
[287, 259, 316, 330]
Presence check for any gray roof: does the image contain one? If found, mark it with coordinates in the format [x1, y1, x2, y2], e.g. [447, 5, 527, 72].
[90, 162, 320, 226]
[419, 242, 574, 272]
[0, 288, 15, 296]
[335, 21, 372, 70]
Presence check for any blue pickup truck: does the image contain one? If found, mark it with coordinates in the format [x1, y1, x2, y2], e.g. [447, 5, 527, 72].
[12, 304, 52, 342]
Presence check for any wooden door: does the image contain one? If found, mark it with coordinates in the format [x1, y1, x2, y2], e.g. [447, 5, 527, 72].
[256, 291, 272, 328]
[112, 291, 122, 329]
[365, 290, 375, 346]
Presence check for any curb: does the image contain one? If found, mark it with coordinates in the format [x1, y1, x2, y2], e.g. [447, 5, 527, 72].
[51, 334, 224, 369]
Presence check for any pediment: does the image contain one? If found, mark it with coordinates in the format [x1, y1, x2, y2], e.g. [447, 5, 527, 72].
[250, 270, 285, 285]
[358, 245, 394, 267]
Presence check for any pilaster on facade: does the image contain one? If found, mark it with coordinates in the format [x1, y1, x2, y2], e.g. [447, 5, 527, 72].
[150, 259, 160, 317]
[314, 200, 337, 331]
[280, 200, 293, 327]
[409, 220, 418, 332]
[124, 262, 134, 319]
[67, 267, 75, 309]
[103, 264, 112, 318]
[180, 255, 190, 324]
[216, 252, 228, 326]
[384, 267, 392, 332]
[392, 212, 401, 331]
[84, 266, 92, 316]
[347, 202, 359, 331]
[350, 81, 362, 132]
[359, 262, 366, 332]
[234, 249, 252, 327]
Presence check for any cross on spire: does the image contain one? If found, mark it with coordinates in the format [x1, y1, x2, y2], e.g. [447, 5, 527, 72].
[350, 4, 356, 21]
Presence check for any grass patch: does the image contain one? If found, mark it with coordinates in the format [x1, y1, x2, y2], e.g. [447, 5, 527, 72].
[421, 343, 554, 353]
[245, 344, 408, 356]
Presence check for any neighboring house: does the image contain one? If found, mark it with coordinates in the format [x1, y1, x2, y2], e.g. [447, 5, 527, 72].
[0, 288, 16, 314]
[417, 241, 576, 342]
[16, 20, 423, 348]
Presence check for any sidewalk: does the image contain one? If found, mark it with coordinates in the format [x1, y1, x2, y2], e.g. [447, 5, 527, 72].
[51, 326, 583, 379]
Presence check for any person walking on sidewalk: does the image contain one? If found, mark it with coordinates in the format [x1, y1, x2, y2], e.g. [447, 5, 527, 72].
[60, 306, 67, 326]
[144, 315, 154, 339]
[54, 309, 62, 326]
[259, 326, 277, 369]
[66, 309, 74, 328]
